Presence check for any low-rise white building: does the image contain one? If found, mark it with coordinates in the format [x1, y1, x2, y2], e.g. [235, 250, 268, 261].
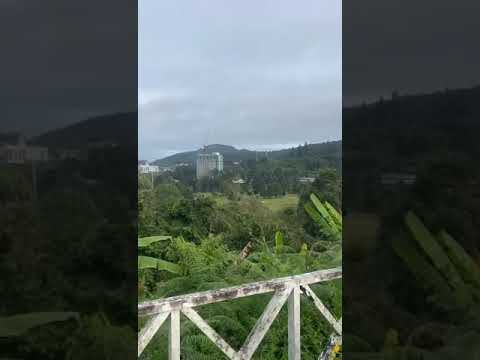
[0, 133, 48, 164]
[298, 177, 315, 184]
[138, 163, 160, 174]
[380, 173, 416, 186]
[58, 148, 85, 161]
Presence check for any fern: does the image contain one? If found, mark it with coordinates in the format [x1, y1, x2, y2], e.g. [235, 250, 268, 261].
[139, 205, 342, 359]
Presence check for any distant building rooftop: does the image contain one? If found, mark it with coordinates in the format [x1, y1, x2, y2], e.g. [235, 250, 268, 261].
[0, 132, 25, 146]
[380, 173, 417, 186]
[138, 163, 160, 174]
[298, 177, 315, 183]
[0, 132, 48, 164]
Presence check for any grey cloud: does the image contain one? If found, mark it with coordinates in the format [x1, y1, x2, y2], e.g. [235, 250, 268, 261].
[139, 0, 341, 160]
[1, 1, 136, 136]
[343, 0, 480, 105]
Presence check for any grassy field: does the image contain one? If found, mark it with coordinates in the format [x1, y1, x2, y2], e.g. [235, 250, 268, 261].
[195, 192, 232, 206]
[261, 194, 299, 212]
[195, 192, 300, 213]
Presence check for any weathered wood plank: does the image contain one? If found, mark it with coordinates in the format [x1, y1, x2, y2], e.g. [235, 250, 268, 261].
[235, 288, 292, 360]
[139, 268, 342, 316]
[239, 241, 254, 259]
[288, 286, 301, 360]
[182, 307, 237, 359]
[138, 312, 169, 356]
[169, 311, 180, 360]
[302, 285, 342, 335]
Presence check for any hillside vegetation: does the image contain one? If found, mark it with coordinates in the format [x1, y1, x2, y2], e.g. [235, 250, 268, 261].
[153, 141, 341, 167]
[343, 86, 480, 358]
[1, 145, 137, 358]
[31, 112, 137, 148]
[155, 142, 341, 199]
[138, 167, 342, 359]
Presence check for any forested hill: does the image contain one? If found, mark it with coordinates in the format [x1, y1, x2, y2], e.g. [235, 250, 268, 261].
[31, 112, 137, 148]
[153, 140, 341, 166]
[344, 85, 480, 170]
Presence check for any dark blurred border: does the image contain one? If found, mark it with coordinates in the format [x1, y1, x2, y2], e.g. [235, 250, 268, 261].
[343, 0, 480, 357]
[0, 1, 138, 358]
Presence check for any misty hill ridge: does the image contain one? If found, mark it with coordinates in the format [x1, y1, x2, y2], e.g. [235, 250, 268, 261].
[153, 141, 341, 166]
[32, 112, 137, 148]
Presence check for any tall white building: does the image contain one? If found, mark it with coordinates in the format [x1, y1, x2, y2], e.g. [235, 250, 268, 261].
[196, 152, 223, 179]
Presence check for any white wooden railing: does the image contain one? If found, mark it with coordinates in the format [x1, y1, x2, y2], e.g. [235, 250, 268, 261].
[138, 267, 342, 360]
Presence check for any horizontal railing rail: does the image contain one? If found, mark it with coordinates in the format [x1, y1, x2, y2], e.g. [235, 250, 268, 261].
[138, 267, 342, 360]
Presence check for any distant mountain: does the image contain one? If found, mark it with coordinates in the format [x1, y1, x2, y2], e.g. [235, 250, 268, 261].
[31, 112, 137, 148]
[153, 141, 341, 166]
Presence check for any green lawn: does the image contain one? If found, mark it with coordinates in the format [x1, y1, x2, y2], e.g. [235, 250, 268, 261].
[261, 194, 299, 212]
[195, 192, 300, 212]
[195, 192, 230, 206]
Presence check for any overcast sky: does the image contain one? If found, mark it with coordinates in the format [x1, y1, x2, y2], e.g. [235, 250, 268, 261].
[343, 0, 480, 105]
[3, 1, 478, 155]
[139, 0, 342, 161]
[0, 0, 136, 137]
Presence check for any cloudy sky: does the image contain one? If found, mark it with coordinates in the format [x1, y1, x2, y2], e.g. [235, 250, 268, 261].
[139, 0, 342, 161]
[0, 0, 136, 137]
[343, 0, 480, 106]
[4, 0, 478, 155]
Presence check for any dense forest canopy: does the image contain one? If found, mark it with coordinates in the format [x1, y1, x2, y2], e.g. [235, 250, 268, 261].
[1, 144, 137, 358]
[152, 141, 341, 167]
[151, 141, 341, 198]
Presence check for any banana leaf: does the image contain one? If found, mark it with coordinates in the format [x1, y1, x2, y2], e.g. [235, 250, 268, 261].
[138, 255, 182, 274]
[324, 201, 342, 228]
[0, 312, 79, 337]
[311, 194, 340, 234]
[391, 234, 455, 309]
[437, 230, 480, 289]
[138, 235, 172, 248]
[404, 211, 473, 307]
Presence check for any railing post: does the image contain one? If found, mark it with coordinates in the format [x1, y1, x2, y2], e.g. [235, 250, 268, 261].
[169, 311, 181, 360]
[288, 286, 301, 360]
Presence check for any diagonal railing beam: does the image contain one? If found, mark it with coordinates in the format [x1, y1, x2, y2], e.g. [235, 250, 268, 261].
[138, 312, 169, 356]
[182, 307, 237, 359]
[302, 285, 342, 335]
[235, 287, 292, 360]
